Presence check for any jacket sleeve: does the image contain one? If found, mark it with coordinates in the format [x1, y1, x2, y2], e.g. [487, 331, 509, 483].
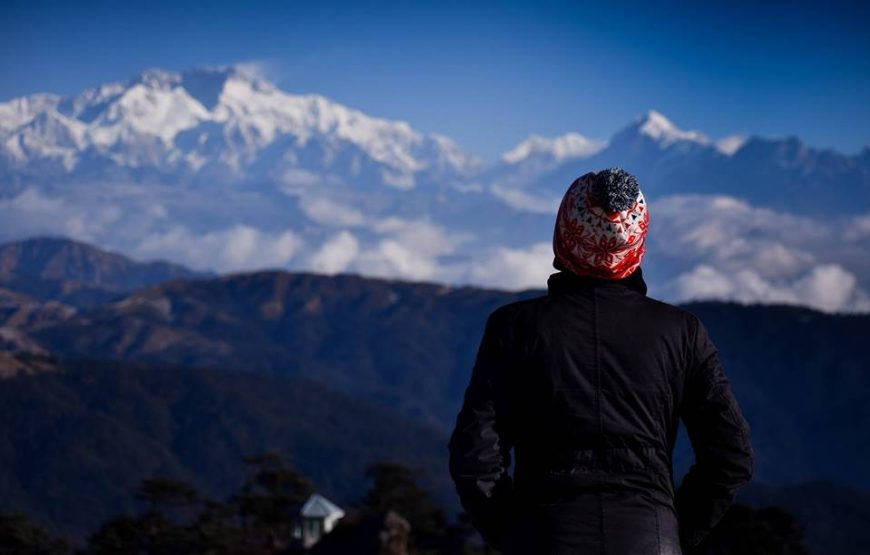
[675, 315, 754, 549]
[447, 310, 515, 551]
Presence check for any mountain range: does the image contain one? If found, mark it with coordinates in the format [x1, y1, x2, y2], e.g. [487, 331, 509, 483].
[1, 65, 868, 313]
[0, 67, 481, 189]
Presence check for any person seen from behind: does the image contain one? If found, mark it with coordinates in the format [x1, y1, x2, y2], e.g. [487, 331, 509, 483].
[447, 168, 754, 554]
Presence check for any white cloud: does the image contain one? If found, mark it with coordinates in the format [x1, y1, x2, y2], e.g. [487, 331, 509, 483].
[652, 196, 827, 255]
[744, 243, 814, 279]
[668, 263, 870, 313]
[2, 183, 868, 313]
[792, 265, 866, 313]
[381, 169, 416, 190]
[298, 195, 365, 227]
[371, 217, 407, 233]
[845, 213, 870, 241]
[359, 239, 437, 280]
[355, 217, 470, 282]
[135, 225, 303, 273]
[310, 231, 359, 274]
[277, 171, 349, 195]
[0, 188, 122, 242]
[651, 195, 828, 279]
[488, 184, 560, 214]
[650, 195, 870, 312]
[670, 265, 738, 300]
[467, 242, 554, 290]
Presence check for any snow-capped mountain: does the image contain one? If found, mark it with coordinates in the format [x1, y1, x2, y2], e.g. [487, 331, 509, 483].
[501, 132, 606, 165]
[0, 66, 868, 313]
[488, 110, 869, 216]
[0, 66, 481, 189]
[632, 109, 709, 147]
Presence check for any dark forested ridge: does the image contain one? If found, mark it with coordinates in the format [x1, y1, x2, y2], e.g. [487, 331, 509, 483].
[16, 265, 870, 489]
[672, 302, 870, 488]
[26, 269, 526, 429]
[0, 359, 451, 540]
[1, 363, 867, 553]
[1, 237, 869, 552]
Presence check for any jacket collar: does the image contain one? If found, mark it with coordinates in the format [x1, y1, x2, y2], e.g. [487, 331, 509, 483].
[547, 266, 648, 297]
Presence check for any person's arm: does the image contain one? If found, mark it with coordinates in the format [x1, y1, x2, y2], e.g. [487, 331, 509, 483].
[675, 315, 754, 549]
[447, 310, 515, 551]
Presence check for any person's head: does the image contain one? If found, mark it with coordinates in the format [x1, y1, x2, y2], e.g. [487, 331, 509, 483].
[552, 167, 648, 279]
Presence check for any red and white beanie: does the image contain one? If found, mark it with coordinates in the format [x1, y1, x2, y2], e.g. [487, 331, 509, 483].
[552, 168, 649, 279]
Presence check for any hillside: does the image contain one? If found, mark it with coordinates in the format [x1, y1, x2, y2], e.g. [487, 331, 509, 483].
[2, 359, 869, 551]
[8, 264, 868, 491]
[0, 359, 451, 539]
[0, 236, 207, 307]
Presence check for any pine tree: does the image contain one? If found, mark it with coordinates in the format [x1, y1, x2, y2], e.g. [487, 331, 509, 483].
[232, 453, 315, 553]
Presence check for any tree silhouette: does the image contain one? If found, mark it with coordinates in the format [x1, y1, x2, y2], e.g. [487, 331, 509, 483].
[314, 461, 480, 554]
[187, 499, 246, 554]
[232, 453, 315, 553]
[0, 512, 69, 555]
[2, 457, 818, 555]
[135, 478, 199, 515]
[689, 503, 811, 555]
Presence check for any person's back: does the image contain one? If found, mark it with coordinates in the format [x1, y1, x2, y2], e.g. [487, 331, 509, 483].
[447, 169, 753, 554]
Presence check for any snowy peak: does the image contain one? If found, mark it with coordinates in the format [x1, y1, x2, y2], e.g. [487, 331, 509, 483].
[180, 66, 270, 111]
[4, 69, 856, 193]
[501, 132, 606, 164]
[715, 134, 746, 156]
[128, 68, 182, 90]
[627, 110, 709, 148]
[497, 111, 713, 168]
[125, 66, 267, 100]
[0, 65, 479, 181]
[0, 94, 62, 136]
[422, 133, 485, 175]
[89, 73, 210, 145]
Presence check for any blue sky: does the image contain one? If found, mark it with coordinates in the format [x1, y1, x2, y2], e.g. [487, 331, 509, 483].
[3, 0, 868, 160]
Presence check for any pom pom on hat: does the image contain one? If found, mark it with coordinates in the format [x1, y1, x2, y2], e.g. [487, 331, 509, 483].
[552, 168, 649, 279]
[589, 168, 640, 213]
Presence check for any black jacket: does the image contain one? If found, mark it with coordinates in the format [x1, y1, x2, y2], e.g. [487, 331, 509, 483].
[447, 268, 753, 554]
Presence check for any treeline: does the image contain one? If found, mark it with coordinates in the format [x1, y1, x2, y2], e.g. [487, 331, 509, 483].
[0, 454, 485, 555]
[0, 453, 811, 555]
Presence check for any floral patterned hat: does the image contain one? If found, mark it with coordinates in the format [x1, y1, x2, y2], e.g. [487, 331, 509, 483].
[552, 168, 649, 279]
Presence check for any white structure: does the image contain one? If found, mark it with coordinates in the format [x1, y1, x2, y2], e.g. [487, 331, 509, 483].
[292, 493, 345, 548]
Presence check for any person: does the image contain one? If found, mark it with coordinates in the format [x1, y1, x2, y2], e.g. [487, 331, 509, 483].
[447, 168, 753, 554]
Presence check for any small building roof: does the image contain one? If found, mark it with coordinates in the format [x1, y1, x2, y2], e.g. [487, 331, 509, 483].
[300, 493, 345, 519]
